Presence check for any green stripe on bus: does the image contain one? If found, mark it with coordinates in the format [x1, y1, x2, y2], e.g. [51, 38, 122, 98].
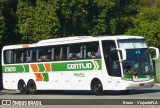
[96, 60, 102, 70]
[2, 65, 29, 73]
[24, 65, 29, 72]
[52, 60, 102, 71]
[38, 64, 45, 72]
[3, 60, 102, 73]
[42, 73, 49, 81]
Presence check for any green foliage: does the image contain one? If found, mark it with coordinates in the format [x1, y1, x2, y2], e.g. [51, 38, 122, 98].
[55, 0, 89, 36]
[0, 0, 6, 44]
[108, 0, 139, 35]
[3, 0, 159, 48]
[55, 0, 139, 36]
[0, 0, 19, 45]
[126, 0, 160, 47]
[87, 0, 116, 36]
[16, 0, 60, 43]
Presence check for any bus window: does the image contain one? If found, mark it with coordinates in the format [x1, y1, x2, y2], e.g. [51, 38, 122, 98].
[69, 44, 81, 60]
[15, 49, 24, 63]
[51, 48, 54, 61]
[54, 46, 61, 60]
[102, 40, 121, 77]
[25, 48, 38, 62]
[37, 47, 51, 62]
[20, 51, 26, 63]
[25, 49, 33, 62]
[85, 42, 100, 59]
[61, 46, 67, 60]
[4, 50, 12, 64]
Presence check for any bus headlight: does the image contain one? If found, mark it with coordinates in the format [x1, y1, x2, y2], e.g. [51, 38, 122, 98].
[122, 78, 132, 81]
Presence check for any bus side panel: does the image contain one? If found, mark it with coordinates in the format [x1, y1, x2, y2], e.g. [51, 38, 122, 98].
[71, 71, 93, 90]
[3, 73, 35, 90]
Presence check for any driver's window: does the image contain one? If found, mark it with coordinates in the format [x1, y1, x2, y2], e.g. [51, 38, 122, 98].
[102, 40, 121, 77]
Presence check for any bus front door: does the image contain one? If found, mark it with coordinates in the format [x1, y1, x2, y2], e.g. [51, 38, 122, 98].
[110, 51, 122, 90]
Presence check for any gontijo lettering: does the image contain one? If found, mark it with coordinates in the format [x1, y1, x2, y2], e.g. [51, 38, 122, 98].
[67, 63, 92, 70]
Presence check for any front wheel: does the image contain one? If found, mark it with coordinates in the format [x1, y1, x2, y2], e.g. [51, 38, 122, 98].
[27, 80, 37, 95]
[91, 80, 103, 95]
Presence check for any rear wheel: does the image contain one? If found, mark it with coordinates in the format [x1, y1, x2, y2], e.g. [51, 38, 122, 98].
[27, 80, 37, 95]
[91, 80, 103, 95]
[18, 80, 27, 94]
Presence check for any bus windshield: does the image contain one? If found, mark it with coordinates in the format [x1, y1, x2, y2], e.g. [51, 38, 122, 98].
[118, 39, 153, 75]
[122, 48, 153, 74]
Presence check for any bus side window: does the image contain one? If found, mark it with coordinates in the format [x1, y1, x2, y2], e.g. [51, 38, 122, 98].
[55, 55, 60, 60]
[85, 41, 100, 59]
[69, 53, 78, 59]
[88, 52, 96, 58]
[69, 44, 81, 60]
[20, 50, 27, 63]
[4, 50, 12, 64]
[54, 46, 61, 61]
[31, 49, 35, 62]
[15, 50, 22, 63]
[37, 47, 51, 62]
[96, 46, 101, 58]
[51, 48, 54, 61]
[59, 47, 63, 60]
[26, 50, 33, 62]
[61, 46, 67, 60]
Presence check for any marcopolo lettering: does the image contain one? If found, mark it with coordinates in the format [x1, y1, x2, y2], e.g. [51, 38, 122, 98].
[67, 63, 92, 70]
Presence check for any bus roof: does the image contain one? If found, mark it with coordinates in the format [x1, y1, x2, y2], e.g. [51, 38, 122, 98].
[38, 35, 144, 43]
[2, 35, 144, 50]
[38, 36, 93, 44]
[96, 35, 144, 40]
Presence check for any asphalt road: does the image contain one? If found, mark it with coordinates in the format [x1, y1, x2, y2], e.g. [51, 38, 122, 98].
[0, 85, 160, 108]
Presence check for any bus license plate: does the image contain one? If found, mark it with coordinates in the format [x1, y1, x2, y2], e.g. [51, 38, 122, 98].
[139, 83, 144, 86]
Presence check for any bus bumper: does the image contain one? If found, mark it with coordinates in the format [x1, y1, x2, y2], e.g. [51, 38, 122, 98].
[121, 79, 154, 90]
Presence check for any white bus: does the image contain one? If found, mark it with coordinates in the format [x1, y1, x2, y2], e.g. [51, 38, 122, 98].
[1, 35, 159, 95]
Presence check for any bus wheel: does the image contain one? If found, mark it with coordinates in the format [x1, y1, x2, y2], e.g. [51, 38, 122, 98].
[91, 80, 103, 95]
[27, 80, 37, 95]
[18, 80, 27, 94]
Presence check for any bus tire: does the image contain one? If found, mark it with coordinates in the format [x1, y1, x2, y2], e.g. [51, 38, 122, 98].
[91, 79, 103, 95]
[27, 80, 37, 95]
[18, 80, 28, 94]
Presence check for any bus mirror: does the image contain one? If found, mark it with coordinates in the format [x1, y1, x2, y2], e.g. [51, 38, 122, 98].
[116, 48, 126, 61]
[149, 47, 159, 60]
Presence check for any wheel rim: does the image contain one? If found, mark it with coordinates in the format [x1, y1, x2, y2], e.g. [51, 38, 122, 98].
[93, 82, 103, 95]
[28, 81, 36, 94]
[94, 84, 101, 92]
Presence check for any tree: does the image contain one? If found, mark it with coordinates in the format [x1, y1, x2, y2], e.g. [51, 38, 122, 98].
[108, 0, 139, 35]
[2, 0, 140, 44]
[0, 0, 19, 46]
[16, 0, 60, 43]
[55, 0, 89, 37]
[126, 0, 160, 47]
[0, 0, 6, 45]
[86, 0, 116, 36]
[55, 0, 139, 36]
